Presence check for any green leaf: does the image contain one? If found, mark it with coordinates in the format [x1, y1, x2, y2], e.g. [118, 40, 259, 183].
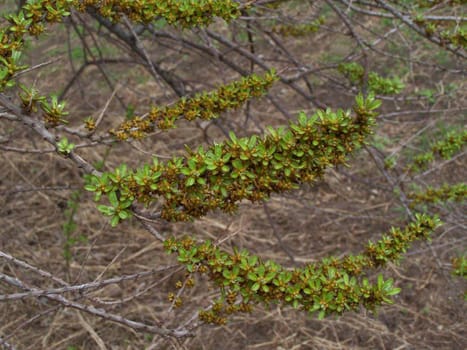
[118, 210, 130, 220]
[185, 177, 195, 187]
[247, 272, 258, 281]
[232, 159, 243, 169]
[248, 135, 257, 148]
[377, 274, 384, 289]
[97, 205, 113, 216]
[84, 184, 96, 192]
[108, 191, 119, 207]
[229, 131, 238, 143]
[308, 303, 320, 313]
[220, 187, 228, 198]
[110, 215, 120, 227]
[298, 111, 307, 125]
[386, 287, 401, 296]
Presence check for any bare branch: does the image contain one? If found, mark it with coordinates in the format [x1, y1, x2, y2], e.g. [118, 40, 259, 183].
[0, 272, 191, 337]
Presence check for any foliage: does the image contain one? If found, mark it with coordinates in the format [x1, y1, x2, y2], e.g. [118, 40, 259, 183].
[408, 183, 467, 207]
[57, 137, 75, 155]
[110, 70, 278, 139]
[338, 62, 405, 95]
[407, 129, 467, 172]
[165, 214, 440, 323]
[0, 0, 240, 91]
[452, 254, 467, 279]
[451, 254, 467, 301]
[272, 16, 325, 37]
[86, 94, 379, 223]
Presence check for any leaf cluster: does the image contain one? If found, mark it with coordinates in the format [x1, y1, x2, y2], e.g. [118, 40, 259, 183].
[408, 182, 467, 207]
[75, 0, 240, 27]
[86, 94, 380, 224]
[164, 214, 441, 323]
[0, 0, 240, 90]
[408, 128, 467, 172]
[19, 85, 70, 126]
[272, 16, 325, 37]
[0, 1, 75, 90]
[57, 137, 75, 155]
[110, 70, 277, 140]
[451, 255, 467, 279]
[412, 14, 467, 49]
[338, 62, 405, 95]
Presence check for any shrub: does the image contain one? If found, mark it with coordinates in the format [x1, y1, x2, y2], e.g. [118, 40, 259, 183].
[0, 1, 465, 348]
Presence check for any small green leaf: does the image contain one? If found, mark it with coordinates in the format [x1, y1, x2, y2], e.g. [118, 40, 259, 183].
[247, 272, 258, 281]
[386, 287, 401, 296]
[110, 215, 120, 227]
[97, 205, 113, 216]
[118, 210, 130, 220]
[185, 177, 195, 187]
[84, 184, 96, 192]
[108, 191, 119, 207]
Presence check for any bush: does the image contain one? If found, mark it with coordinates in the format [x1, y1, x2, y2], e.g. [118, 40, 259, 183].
[0, 1, 465, 348]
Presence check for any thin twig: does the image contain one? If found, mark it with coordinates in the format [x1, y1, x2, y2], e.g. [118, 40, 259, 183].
[0, 272, 191, 337]
[0, 266, 176, 301]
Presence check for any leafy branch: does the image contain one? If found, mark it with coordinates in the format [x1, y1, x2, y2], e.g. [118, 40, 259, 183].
[86, 94, 380, 223]
[164, 214, 441, 323]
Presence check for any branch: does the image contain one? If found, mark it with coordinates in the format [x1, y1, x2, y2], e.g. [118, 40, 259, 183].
[0, 266, 177, 302]
[0, 94, 100, 176]
[374, 0, 467, 59]
[88, 9, 187, 97]
[0, 272, 191, 337]
[338, 0, 467, 22]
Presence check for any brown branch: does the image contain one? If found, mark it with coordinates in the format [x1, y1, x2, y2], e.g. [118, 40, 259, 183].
[0, 266, 177, 302]
[374, 0, 467, 59]
[0, 272, 191, 337]
[0, 94, 100, 176]
[88, 9, 187, 97]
